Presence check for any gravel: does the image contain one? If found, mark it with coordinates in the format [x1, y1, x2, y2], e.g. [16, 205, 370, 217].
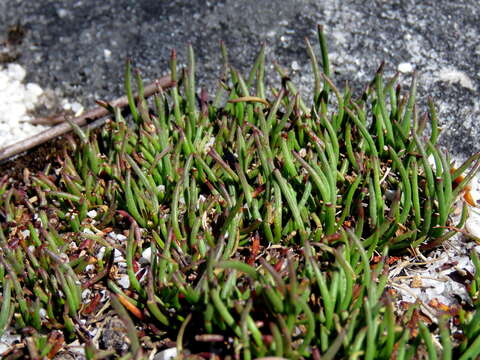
[390, 176, 480, 314]
[0, 63, 47, 148]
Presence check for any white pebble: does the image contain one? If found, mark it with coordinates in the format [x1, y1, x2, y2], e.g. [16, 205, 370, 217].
[104, 49, 112, 60]
[0, 62, 77, 149]
[0, 64, 48, 149]
[141, 247, 152, 263]
[57, 8, 69, 18]
[26, 83, 43, 98]
[291, 60, 300, 71]
[117, 275, 130, 289]
[82, 289, 91, 300]
[85, 264, 95, 272]
[71, 102, 84, 115]
[114, 249, 124, 262]
[155, 348, 178, 360]
[0, 330, 21, 353]
[466, 215, 480, 239]
[116, 234, 127, 242]
[97, 246, 106, 260]
[398, 62, 413, 74]
[39, 308, 47, 319]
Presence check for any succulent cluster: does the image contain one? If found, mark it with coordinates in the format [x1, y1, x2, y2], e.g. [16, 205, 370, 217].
[1, 26, 480, 359]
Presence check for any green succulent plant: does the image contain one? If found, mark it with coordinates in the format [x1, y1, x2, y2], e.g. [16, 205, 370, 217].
[1, 25, 480, 359]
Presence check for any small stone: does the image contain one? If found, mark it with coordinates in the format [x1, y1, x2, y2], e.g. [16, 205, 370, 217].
[71, 102, 84, 115]
[116, 234, 127, 242]
[466, 216, 480, 239]
[0, 329, 21, 355]
[26, 83, 43, 98]
[97, 246, 106, 260]
[57, 8, 69, 18]
[141, 247, 152, 263]
[108, 232, 127, 242]
[0, 63, 48, 148]
[114, 249, 124, 262]
[104, 48, 112, 60]
[39, 308, 47, 319]
[117, 275, 130, 289]
[82, 289, 91, 300]
[291, 60, 300, 71]
[385, 189, 397, 201]
[85, 264, 95, 272]
[154, 348, 178, 360]
[100, 317, 129, 355]
[398, 62, 413, 74]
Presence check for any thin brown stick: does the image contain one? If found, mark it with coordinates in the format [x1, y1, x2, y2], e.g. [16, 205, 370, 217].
[0, 75, 173, 162]
[29, 111, 73, 125]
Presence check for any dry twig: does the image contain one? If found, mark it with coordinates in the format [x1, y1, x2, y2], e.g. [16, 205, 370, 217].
[0, 75, 173, 162]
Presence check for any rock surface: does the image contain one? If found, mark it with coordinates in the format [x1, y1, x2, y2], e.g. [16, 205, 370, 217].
[1, 0, 479, 159]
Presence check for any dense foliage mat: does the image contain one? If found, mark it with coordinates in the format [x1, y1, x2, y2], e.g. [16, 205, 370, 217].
[1, 26, 480, 359]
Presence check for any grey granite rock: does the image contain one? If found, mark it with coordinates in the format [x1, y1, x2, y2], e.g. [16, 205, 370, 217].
[1, 0, 478, 160]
